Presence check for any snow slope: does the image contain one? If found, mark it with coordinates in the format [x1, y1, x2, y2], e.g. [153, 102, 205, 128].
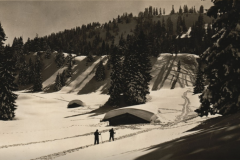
[0, 87, 216, 160]
[21, 53, 198, 94]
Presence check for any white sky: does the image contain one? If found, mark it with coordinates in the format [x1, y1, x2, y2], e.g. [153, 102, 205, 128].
[0, 0, 213, 45]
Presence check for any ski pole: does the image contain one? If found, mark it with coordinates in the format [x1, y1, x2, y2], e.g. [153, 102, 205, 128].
[101, 134, 103, 143]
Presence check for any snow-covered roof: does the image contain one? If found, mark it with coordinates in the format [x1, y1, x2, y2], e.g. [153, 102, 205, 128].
[67, 99, 84, 108]
[102, 106, 158, 122]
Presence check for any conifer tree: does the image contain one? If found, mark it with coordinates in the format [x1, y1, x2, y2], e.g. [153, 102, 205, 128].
[0, 24, 18, 120]
[54, 73, 62, 91]
[86, 52, 94, 66]
[184, 5, 189, 13]
[60, 70, 66, 86]
[55, 50, 65, 68]
[33, 55, 42, 92]
[124, 31, 152, 105]
[171, 5, 175, 15]
[177, 15, 182, 34]
[66, 58, 73, 78]
[196, 0, 240, 116]
[44, 45, 51, 59]
[95, 60, 105, 81]
[28, 58, 34, 84]
[108, 46, 123, 106]
[179, 6, 183, 14]
[194, 63, 204, 94]
[182, 17, 188, 32]
[200, 5, 204, 14]
[18, 61, 28, 86]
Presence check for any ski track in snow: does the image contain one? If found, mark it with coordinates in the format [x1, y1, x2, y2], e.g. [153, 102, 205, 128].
[175, 90, 195, 122]
[30, 121, 200, 160]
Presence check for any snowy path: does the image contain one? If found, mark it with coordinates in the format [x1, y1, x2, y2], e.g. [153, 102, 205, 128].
[31, 122, 201, 160]
[175, 90, 195, 122]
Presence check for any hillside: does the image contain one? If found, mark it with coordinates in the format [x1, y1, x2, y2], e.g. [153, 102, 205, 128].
[110, 13, 213, 44]
[20, 52, 198, 94]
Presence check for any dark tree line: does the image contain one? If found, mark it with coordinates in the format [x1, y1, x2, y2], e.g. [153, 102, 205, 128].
[196, 0, 240, 116]
[0, 23, 18, 120]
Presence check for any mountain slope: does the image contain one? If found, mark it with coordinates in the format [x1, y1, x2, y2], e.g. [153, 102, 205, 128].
[20, 52, 198, 94]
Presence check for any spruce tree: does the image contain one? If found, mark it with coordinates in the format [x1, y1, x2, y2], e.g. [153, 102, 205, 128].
[44, 45, 51, 59]
[28, 58, 34, 84]
[124, 42, 145, 105]
[196, 0, 240, 116]
[199, 5, 204, 14]
[95, 60, 105, 81]
[33, 55, 42, 92]
[194, 63, 204, 94]
[55, 50, 65, 68]
[124, 31, 152, 105]
[179, 6, 183, 14]
[0, 24, 18, 120]
[108, 46, 123, 106]
[54, 73, 62, 91]
[171, 5, 175, 14]
[66, 58, 73, 78]
[18, 61, 28, 86]
[60, 70, 66, 86]
[86, 52, 94, 66]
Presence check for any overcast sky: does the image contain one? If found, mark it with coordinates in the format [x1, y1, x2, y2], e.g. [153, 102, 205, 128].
[0, 0, 213, 45]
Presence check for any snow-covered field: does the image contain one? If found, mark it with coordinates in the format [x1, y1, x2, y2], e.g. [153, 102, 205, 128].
[0, 88, 218, 160]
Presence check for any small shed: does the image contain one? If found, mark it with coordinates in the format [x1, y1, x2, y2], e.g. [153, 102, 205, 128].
[67, 100, 84, 108]
[101, 107, 158, 125]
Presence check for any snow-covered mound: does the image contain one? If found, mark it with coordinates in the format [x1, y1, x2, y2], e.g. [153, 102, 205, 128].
[101, 106, 158, 125]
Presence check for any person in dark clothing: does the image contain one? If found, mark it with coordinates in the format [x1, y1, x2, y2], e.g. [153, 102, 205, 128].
[94, 129, 101, 145]
[109, 128, 115, 141]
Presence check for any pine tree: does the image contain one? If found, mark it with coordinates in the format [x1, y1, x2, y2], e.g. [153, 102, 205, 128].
[55, 50, 65, 68]
[108, 46, 123, 106]
[86, 52, 94, 66]
[177, 15, 182, 34]
[182, 17, 188, 32]
[167, 17, 174, 35]
[54, 73, 62, 91]
[66, 58, 73, 78]
[0, 24, 18, 120]
[199, 5, 204, 14]
[33, 55, 42, 92]
[124, 31, 152, 105]
[44, 45, 51, 59]
[124, 43, 145, 105]
[184, 5, 189, 13]
[194, 63, 204, 94]
[60, 70, 66, 86]
[28, 58, 34, 84]
[179, 6, 183, 14]
[159, 8, 162, 15]
[18, 61, 28, 86]
[170, 5, 175, 15]
[95, 60, 105, 81]
[196, 0, 240, 116]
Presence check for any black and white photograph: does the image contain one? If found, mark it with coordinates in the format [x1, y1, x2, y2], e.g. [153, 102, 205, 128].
[1, 0, 240, 159]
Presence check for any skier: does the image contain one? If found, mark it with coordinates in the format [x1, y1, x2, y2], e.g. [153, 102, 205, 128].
[109, 128, 115, 141]
[94, 129, 101, 145]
